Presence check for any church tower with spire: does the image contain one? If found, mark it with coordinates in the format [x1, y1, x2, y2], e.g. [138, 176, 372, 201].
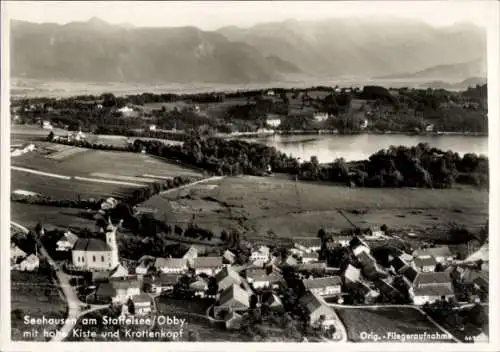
[105, 217, 121, 269]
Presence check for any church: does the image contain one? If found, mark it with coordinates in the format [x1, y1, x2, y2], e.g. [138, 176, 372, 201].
[71, 219, 120, 271]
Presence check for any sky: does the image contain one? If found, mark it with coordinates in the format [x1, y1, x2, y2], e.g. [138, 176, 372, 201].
[4, 1, 495, 30]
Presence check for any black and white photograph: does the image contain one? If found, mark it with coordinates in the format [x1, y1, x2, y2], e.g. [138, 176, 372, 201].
[1, 0, 498, 349]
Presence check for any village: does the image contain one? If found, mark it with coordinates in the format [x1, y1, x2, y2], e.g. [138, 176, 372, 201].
[10, 191, 490, 342]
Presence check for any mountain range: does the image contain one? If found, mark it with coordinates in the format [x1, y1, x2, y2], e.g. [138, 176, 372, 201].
[10, 17, 487, 84]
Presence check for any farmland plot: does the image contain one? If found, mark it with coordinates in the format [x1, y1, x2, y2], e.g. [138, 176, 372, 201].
[336, 307, 455, 343]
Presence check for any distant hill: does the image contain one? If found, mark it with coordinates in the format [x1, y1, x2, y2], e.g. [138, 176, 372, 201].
[11, 17, 487, 84]
[420, 77, 487, 90]
[378, 58, 487, 82]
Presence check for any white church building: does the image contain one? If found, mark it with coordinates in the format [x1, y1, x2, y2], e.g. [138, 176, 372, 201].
[71, 219, 120, 271]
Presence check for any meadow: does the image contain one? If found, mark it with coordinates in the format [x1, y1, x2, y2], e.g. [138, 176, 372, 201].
[335, 307, 455, 343]
[141, 175, 488, 240]
[11, 270, 68, 341]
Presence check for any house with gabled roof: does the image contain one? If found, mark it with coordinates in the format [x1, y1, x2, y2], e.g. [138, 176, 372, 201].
[414, 256, 437, 272]
[155, 257, 188, 274]
[301, 251, 320, 264]
[145, 273, 180, 294]
[135, 255, 156, 275]
[214, 284, 251, 318]
[294, 238, 322, 253]
[19, 253, 39, 272]
[223, 250, 236, 264]
[350, 236, 370, 257]
[182, 246, 199, 266]
[299, 293, 338, 328]
[215, 266, 242, 292]
[344, 264, 361, 283]
[246, 268, 283, 289]
[303, 276, 342, 297]
[389, 256, 408, 274]
[108, 277, 142, 304]
[400, 265, 418, 285]
[56, 231, 79, 251]
[250, 246, 270, 266]
[413, 246, 454, 263]
[411, 272, 455, 305]
[130, 293, 153, 315]
[10, 243, 27, 266]
[191, 257, 223, 276]
[110, 263, 129, 278]
[189, 278, 209, 297]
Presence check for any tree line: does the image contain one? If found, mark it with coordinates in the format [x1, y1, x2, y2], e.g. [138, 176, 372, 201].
[47, 132, 489, 189]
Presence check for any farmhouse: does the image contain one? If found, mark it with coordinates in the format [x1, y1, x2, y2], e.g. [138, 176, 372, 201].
[331, 235, 351, 247]
[349, 237, 370, 257]
[299, 293, 338, 328]
[303, 276, 342, 297]
[215, 266, 242, 292]
[223, 250, 236, 264]
[154, 258, 188, 274]
[103, 277, 142, 304]
[301, 251, 319, 263]
[130, 294, 153, 315]
[214, 284, 251, 318]
[224, 311, 244, 330]
[250, 246, 270, 266]
[19, 254, 40, 272]
[294, 238, 322, 253]
[413, 256, 437, 272]
[189, 278, 209, 297]
[344, 264, 361, 283]
[71, 223, 119, 271]
[10, 244, 27, 265]
[191, 257, 223, 276]
[135, 255, 156, 275]
[145, 273, 180, 294]
[56, 231, 79, 251]
[110, 264, 129, 279]
[246, 269, 282, 289]
[411, 272, 455, 305]
[413, 246, 454, 263]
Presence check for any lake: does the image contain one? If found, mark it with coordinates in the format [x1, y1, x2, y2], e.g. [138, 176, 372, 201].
[248, 134, 488, 162]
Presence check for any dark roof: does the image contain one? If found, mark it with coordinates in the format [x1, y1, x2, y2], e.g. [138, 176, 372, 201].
[155, 257, 187, 269]
[413, 284, 454, 297]
[294, 237, 322, 248]
[414, 256, 437, 268]
[110, 277, 141, 290]
[95, 282, 116, 297]
[349, 236, 364, 249]
[73, 238, 111, 252]
[156, 273, 180, 286]
[390, 257, 407, 272]
[357, 251, 377, 267]
[400, 266, 418, 283]
[192, 257, 223, 269]
[131, 293, 152, 304]
[414, 272, 452, 287]
[247, 269, 282, 283]
[303, 276, 342, 290]
[473, 275, 489, 290]
[215, 267, 242, 283]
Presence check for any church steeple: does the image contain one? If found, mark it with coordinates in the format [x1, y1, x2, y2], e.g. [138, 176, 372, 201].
[105, 217, 120, 269]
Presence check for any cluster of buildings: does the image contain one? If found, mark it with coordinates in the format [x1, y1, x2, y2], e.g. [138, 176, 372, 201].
[10, 243, 40, 272]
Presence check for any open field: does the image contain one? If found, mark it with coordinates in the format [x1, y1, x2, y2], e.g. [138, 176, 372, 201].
[141, 175, 488, 240]
[335, 307, 455, 343]
[11, 203, 98, 229]
[11, 270, 68, 341]
[12, 147, 201, 179]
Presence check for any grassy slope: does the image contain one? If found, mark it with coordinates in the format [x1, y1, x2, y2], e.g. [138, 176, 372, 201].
[11, 271, 68, 341]
[141, 175, 488, 239]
